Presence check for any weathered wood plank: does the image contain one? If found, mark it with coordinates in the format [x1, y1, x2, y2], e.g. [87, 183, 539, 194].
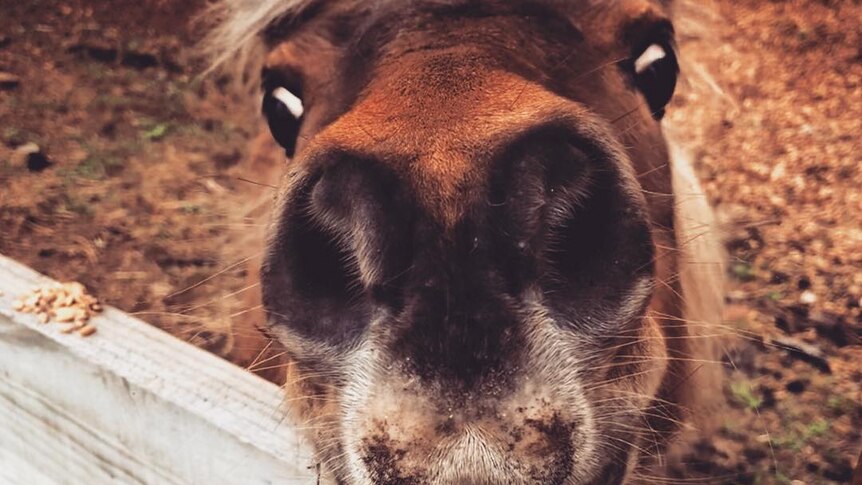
[0, 254, 322, 485]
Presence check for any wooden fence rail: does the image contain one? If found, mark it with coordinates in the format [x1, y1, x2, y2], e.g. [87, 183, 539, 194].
[0, 254, 321, 485]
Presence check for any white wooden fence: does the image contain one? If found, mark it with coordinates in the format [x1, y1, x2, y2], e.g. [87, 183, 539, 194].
[0, 254, 322, 485]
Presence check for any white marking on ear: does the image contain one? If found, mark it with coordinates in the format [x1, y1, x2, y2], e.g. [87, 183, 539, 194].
[272, 86, 304, 118]
[634, 44, 667, 74]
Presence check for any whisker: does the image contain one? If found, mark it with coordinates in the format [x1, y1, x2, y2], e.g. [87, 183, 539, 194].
[165, 253, 261, 299]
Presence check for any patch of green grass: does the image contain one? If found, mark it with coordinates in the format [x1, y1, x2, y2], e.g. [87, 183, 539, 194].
[60, 194, 93, 216]
[730, 381, 763, 410]
[774, 471, 793, 485]
[180, 203, 203, 215]
[74, 154, 123, 179]
[731, 262, 756, 281]
[750, 471, 763, 485]
[774, 418, 831, 451]
[775, 434, 803, 451]
[766, 290, 784, 301]
[82, 61, 112, 80]
[179, 119, 242, 144]
[2, 126, 21, 144]
[93, 93, 132, 109]
[721, 419, 738, 433]
[826, 396, 848, 415]
[141, 122, 171, 141]
[64, 136, 138, 181]
[827, 395, 853, 415]
[805, 418, 830, 438]
[155, 226, 174, 240]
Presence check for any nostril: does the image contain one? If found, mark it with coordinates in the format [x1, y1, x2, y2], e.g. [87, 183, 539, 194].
[308, 161, 367, 224]
[262, 153, 417, 342]
[482, 129, 655, 335]
[308, 171, 344, 220]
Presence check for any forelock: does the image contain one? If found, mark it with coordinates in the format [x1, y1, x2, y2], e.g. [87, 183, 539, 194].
[200, 0, 582, 72]
[202, 0, 321, 72]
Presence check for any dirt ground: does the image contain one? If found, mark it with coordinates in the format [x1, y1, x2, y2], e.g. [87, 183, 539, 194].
[1, 0, 860, 483]
[0, 0, 263, 360]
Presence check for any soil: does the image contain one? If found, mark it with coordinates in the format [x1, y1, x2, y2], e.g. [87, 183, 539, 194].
[1, 0, 860, 483]
[665, 1, 862, 483]
[0, 0, 263, 361]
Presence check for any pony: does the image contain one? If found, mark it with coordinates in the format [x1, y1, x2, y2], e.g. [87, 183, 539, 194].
[205, 1, 726, 483]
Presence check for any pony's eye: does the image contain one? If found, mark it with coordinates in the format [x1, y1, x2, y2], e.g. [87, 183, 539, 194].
[263, 86, 304, 156]
[632, 42, 679, 119]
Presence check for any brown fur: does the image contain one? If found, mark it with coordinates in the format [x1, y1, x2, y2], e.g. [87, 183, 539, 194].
[209, 1, 726, 483]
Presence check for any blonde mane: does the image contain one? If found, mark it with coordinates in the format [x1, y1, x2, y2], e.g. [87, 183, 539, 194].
[201, 0, 704, 73]
[201, 0, 312, 72]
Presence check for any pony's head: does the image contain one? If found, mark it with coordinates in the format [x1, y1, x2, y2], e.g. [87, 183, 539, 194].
[208, 1, 718, 483]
